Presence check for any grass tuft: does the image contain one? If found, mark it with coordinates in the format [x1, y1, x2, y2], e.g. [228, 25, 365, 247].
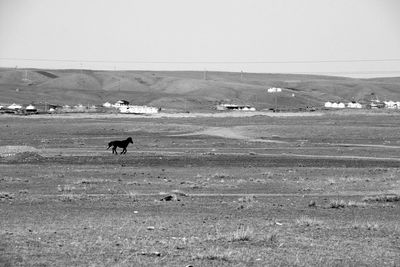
[296, 216, 323, 227]
[226, 226, 255, 242]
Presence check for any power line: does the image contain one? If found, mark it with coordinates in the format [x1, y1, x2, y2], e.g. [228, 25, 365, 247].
[1, 57, 400, 64]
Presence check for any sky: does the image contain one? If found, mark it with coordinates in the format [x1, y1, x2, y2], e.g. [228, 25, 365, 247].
[0, 0, 399, 77]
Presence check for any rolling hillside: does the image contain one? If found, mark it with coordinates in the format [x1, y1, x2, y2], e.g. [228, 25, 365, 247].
[1, 68, 399, 111]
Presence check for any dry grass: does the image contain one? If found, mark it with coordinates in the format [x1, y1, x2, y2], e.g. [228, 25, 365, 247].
[347, 200, 367, 207]
[329, 199, 347, 209]
[329, 199, 367, 208]
[351, 221, 380, 231]
[125, 191, 139, 201]
[59, 193, 87, 202]
[57, 184, 76, 192]
[73, 178, 109, 184]
[205, 224, 278, 247]
[363, 194, 400, 203]
[296, 216, 324, 227]
[225, 226, 255, 242]
[192, 247, 233, 262]
[237, 195, 257, 209]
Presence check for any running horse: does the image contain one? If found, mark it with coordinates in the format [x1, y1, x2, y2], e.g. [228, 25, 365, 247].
[107, 137, 133, 154]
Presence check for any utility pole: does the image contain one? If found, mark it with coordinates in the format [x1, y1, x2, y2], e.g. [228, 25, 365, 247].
[240, 70, 243, 81]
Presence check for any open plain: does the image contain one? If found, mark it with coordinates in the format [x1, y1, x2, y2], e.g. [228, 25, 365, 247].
[1, 110, 400, 266]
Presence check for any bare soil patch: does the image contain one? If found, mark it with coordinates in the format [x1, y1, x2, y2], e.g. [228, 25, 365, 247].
[0, 145, 39, 156]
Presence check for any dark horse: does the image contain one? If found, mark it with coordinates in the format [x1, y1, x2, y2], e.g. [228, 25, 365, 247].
[107, 137, 133, 154]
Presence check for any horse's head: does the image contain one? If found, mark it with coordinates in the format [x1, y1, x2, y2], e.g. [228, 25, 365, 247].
[127, 137, 133, 143]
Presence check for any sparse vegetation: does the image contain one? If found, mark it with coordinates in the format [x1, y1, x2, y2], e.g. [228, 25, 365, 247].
[225, 226, 255, 242]
[125, 190, 139, 201]
[2, 110, 400, 266]
[0, 192, 14, 200]
[347, 200, 367, 207]
[192, 247, 233, 262]
[74, 178, 108, 184]
[237, 195, 258, 209]
[59, 193, 86, 202]
[329, 199, 347, 209]
[351, 221, 380, 230]
[329, 199, 367, 208]
[296, 216, 324, 227]
[57, 184, 75, 192]
[363, 194, 400, 203]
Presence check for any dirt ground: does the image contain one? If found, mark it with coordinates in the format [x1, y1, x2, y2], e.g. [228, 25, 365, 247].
[1, 111, 400, 266]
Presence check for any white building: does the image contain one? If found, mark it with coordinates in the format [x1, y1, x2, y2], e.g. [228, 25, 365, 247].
[324, 102, 332, 108]
[216, 104, 256, 111]
[113, 100, 129, 108]
[8, 103, 22, 110]
[25, 104, 37, 111]
[347, 102, 362, 109]
[384, 101, 397, 109]
[102, 102, 112, 108]
[119, 105, 160, 114]
[267, 87, 282, 93]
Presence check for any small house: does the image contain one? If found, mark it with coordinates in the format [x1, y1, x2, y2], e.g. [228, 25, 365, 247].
[102, 102, 112, 108]
[25, 104, 37, 113]
[113, 100, 129, 108]
[8, 103, 22, 110]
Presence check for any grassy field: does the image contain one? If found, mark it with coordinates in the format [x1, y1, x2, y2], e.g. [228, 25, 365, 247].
[1, 111, 400, 266]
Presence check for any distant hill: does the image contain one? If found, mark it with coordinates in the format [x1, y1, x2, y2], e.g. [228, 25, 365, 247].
[1, 68, 399, 111]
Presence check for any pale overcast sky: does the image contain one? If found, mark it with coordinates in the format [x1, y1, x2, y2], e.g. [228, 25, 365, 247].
[0, 0, 399, 77]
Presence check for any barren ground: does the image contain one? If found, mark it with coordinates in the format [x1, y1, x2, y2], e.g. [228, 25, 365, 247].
[1, 111, 400, 266]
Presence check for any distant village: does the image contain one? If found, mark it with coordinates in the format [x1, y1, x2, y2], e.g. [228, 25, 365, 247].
[324, 100, 400, 109]
[1, 86, 400, 115]
[0, 100, 161, 115]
